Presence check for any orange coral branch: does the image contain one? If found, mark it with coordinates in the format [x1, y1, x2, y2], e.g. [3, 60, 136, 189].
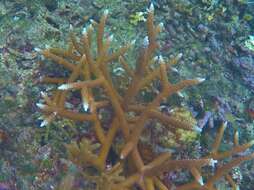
[37, 5, 254, 190]
[205, 153, 254, 188]
[37, 103, 95, 121]
[40, 76, 67, 84]
[211, 121, 227, 154]
[42, 50, 76, 71]
[58, 77, 104, 90]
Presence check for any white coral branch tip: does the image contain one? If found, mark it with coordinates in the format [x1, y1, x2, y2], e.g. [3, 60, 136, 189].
[40, 91, 47, 98]
[58, 84, 71, 90]
[198, 176, 204, 186]
[104, 9, 109, 16]
[171, 67, 179, 73]
[209, 159, 218, 167]
[36, 103, 46, 109]
[177, 53, 183, 59]
[89, 19, 97, 25]
[40, 120, 48, 127]
[158, 22, 164, 30]
[177, 91, 184, 98]
[143, 36, 149, 47]
[131, 39, 136, 46]
[148, 3, 154, 12]
[193, 125, 202, 133]
[196, 77, 206, 83]
[82, 27, 87, 35]
[88, 24, 94, 31]
[83, 101, 89, 112]
[34, 47, 41, 52]
[158, 55, 164, 63]
[223, 121, 228, 127]
[120, 154, 125, 160]
[108, 34, 114, 42]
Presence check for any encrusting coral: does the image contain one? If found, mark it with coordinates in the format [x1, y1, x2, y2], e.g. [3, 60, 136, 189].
[36, 4, 254, 190]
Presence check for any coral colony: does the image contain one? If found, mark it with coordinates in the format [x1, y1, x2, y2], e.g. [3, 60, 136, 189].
[37, 4, 254, 190]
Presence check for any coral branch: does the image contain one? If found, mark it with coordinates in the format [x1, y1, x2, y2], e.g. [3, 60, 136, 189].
[37, 5, 254, 190]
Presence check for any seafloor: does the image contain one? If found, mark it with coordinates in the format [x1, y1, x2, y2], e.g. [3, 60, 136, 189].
[0, 0, 253, 190]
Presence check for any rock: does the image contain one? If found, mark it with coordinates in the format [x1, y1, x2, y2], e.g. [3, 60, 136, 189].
[44, 0, 58, 12]
[232, 56, 254, 92]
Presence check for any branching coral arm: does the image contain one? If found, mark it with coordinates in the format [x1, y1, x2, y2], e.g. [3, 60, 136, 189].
[97, 9, 108, 55]
[49, 47, 81, 61]
[37, 103, 95, 122]
[40, 76, 68, 84]
[204, 153, 254, 188]
[42, 50, 76, 71]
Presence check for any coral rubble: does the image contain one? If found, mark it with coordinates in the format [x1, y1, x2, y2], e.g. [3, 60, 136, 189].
[37, 4, 254, 190]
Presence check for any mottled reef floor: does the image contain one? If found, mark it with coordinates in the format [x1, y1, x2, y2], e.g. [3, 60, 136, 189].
[0, 0, 254, 189]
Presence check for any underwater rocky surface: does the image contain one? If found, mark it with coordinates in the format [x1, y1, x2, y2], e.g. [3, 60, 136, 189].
[0, 0, 253, 189]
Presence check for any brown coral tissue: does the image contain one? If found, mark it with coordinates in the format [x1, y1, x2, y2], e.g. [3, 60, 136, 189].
[37, 4, 254, 190]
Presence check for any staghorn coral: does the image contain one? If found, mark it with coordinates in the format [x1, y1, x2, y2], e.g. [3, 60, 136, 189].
[36, 4, 254, 190]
